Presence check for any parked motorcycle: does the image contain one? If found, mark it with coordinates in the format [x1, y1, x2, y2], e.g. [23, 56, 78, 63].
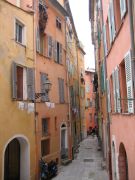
[48, 160, 58, 178]
[40, 158, 49, 180]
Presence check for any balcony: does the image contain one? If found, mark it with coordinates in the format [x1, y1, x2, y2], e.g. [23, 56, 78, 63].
[39, 0, 48, 34]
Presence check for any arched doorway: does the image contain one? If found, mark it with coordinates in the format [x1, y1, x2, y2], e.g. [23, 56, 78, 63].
[118, 143, 128, 180]
[4, 138, 20, 180]
[61, 123, 68, 159]
[3, 135, 30, 180]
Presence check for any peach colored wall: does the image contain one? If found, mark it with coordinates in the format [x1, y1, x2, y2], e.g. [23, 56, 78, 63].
[85, 71, 96, 131]
[7, 0, 33, 11]
[111, 115, 135, 180]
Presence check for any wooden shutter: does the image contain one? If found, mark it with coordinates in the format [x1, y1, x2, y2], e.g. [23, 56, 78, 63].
[112, 70, 117, 112]
[59, 43, 62, 64]
[40, 73, 49, 102]
[120, 0, 127, 19]
[111, 0, 116, 40]
[54, 40, 57, 62]
[58, 78, 64, 103]
[115, 67, 121, 113]
[12, 62, 17, 99]
[48, 35, 53, 58]
[103, 25, 107, 56]
[27, 68, 35, 101]
[36, 27, 40, 52]
[108, 7, 112, 44]
[107, 79, 111, 112]
[124, 51, 134, 113]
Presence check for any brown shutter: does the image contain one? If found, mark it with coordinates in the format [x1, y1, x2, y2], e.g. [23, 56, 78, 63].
[59, 43, 62, 64]
[12, 62, 17, 99]
[27, 68, 35, 101]
[54, 40, 57, 62]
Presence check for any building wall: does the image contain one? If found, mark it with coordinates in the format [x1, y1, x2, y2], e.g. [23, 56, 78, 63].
[85, 71, 96, 132]
[0, 1, 36, 179]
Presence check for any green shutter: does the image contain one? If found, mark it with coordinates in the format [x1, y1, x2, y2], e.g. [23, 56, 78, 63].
[27, 68, 35, 101]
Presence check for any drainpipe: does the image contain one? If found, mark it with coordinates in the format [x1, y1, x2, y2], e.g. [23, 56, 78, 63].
[128, 0, 135, 87]
[100, 1, 112, 180]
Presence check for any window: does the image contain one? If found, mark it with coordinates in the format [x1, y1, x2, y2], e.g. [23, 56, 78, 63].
[15, 20, 25, 45]
[86, 83, 90, 93]
[40, 73, 49, 102]
[103, 25, 107, 56]
[47, 35, 53, 58]
[12, 62, 34, 100]
[56, 17, 62, 30]
[89, 113, 92, 122]
[55, 116, 57, 131]
[41, 139, 50, 157]
[54, 41, 62, 64]
[42, 118, 49, 136]
[90, 98, 93, 107]
[58, 78, 65, 103]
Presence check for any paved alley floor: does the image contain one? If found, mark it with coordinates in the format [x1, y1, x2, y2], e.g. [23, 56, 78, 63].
[54, 136, 109, 180]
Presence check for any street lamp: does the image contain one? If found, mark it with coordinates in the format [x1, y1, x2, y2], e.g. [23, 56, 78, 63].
[35, 75, 52, 100]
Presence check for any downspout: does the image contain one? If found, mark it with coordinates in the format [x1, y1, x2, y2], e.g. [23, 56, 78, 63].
[100, 0, 112, 180]
[128, 0, 135, 88]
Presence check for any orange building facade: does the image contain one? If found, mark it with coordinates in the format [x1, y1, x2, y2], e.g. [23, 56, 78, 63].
[85, 69, 96, 134]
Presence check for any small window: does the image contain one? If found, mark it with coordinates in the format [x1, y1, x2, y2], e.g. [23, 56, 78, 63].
[15, 20, 25, 45]
[41, 139, 50, 157]
[42, 118, 49, 136]
[56, 17, 62, 30]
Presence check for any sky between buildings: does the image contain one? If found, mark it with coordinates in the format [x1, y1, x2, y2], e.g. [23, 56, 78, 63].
[68, 0, 95, 70]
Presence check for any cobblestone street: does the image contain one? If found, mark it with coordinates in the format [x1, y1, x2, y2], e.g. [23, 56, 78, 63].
[54, 136, 109, 180]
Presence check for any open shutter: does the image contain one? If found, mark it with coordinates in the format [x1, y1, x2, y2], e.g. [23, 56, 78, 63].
[124, 51, 134, 113]
[120, 0, 127, 19]
[61, 79, 64, 103]
[111, 0, 116, 40]
[12, 62, 17, 99]
[58, 78, 62, 103]
[48, 35, 53, 58]
[107, 79, 111, 112]
[27, 68, 35, 101]
[59, 43, 62, 64]
[103, 25, 107, 56]
[36, 27, 40, 52]
[108, 7, 112, 44]
[40, 73, 49, 102]
[115, 67, 121, 113]
[112, 70, 117, 112]
[54, 40, 57, 62]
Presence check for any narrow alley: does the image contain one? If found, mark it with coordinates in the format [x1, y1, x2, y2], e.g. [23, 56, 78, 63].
[54, 136, 109, 180]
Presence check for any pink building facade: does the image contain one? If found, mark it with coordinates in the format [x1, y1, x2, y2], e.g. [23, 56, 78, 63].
[90, 0, 135, 179]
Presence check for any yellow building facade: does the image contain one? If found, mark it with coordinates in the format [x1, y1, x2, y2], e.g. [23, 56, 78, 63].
[0, 1, 36, 179]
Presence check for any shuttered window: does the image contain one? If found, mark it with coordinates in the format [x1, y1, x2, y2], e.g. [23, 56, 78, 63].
[107, 79, 111, 112]
[120, 0, 127, 19]
[54, 41, 62, 64]
[36, 27, 40, 52]
[112, 70, 116, 112]
[58, 78, 65, 103]
[103, 25, 107, 56]
[12, 62, 35, 101]
[47, 35, 53, 58]
[40, 73, 49, 102]
[27, 68, 35, 100]
[115, 67, 121, 113]
[124, 51, 134, 113]
[108, 0, 116, 44]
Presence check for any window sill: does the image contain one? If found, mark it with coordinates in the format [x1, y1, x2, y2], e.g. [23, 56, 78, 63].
[15, 41, 26, 48]
[41, 135, 50, 140]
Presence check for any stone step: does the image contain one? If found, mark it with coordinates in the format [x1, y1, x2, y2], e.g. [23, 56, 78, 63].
[61, 159, 72, 166]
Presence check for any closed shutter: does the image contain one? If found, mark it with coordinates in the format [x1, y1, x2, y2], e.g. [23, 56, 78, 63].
[59, 43, 62, 64]
[27, 68, 35, 101]
[54, 41, 57, 62]
[12, 62, 17, 99]
[108, 7, 112, 44]
[107, 79, 111, 112]
[40, 73, 49, 102]
[111, 0, 116, 40]
[36, 27, 40, 52]
[58, 78, 64, 103]
[120, 0, 127, 19]
[112, 70, 117, 112]
[124, 51, 134, 113]
[48, 35, 53, 58]
[115, 67, 121, 113]
[103, 25, 107, 56]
